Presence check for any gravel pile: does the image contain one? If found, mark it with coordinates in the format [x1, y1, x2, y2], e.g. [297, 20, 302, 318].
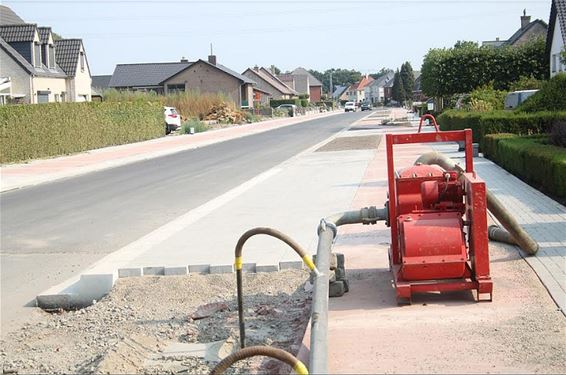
[0, 270, 311, 374]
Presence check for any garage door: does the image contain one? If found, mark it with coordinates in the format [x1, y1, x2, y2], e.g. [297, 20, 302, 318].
[37, 91, 50, 103]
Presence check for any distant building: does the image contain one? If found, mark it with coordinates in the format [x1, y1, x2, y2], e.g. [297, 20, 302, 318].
[242, 66, 297, 100]
[365, 72, 394, 104]
[277, 67, 323, 102]
[483, 10, 548, 47]
[547, 0, 566, 77]
[346, 75, 374, 103]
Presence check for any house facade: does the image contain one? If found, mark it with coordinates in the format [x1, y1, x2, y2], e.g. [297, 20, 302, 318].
[365, 72, 394, 104]
[109, 60, 192, 93]
[547, 0, 566, 77]
[0, 6, 92, 104]
[346, 75, 374, 103]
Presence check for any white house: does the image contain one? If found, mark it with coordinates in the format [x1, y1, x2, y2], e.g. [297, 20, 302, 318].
[0, 6, 92, 104]
[547, 0, 566, 77]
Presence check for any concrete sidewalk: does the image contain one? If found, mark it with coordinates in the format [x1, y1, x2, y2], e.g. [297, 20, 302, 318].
[0, 110, 340, 192]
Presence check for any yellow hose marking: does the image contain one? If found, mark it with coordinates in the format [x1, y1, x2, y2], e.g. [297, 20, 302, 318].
[234, 256, 243, 270]
[302, 255, 316, 271]
[293, 361, 309, 375]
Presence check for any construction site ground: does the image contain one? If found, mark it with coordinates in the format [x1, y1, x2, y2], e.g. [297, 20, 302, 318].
[1, 109, 565, 374]
[0, 270, 310, 374]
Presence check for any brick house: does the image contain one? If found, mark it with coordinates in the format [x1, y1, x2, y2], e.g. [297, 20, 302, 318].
[162, 55, 256, 108]
[242, 66, 297, 99]
[277, 67, 323, 102]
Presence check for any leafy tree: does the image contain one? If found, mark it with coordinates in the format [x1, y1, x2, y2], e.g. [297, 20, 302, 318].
[421, 38, 548, 97]
[309, 68, 362, 93]
[270, 65, 281, 75]
[392, 69, 406, 103]
[400, 62, 415, 101]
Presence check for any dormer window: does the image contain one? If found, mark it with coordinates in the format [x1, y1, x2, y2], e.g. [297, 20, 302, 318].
[48, 45, 55, 68]
[34, 42, 41, 67]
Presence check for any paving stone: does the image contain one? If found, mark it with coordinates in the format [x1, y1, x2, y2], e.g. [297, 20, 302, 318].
[188, 264, 210, 274]
[143, 266, 165, 276]
[164, 266, 188, 276]
[256, 264, 279, 273]
[241, 263, 257, 273]
[279, 260, 304, 270]
[209, 264, 234, 274]
[118, 268, 142, 278]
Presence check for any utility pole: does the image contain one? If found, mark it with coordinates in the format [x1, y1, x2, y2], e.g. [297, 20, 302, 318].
[329, 72, 333, 100]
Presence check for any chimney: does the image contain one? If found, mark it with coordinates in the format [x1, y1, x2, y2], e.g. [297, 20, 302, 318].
[208, 55, 217, 65]
[180, 56, 188, 62]
[521, 9, 531, 29]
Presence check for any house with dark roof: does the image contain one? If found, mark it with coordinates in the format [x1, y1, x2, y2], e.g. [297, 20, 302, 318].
[109, 59, 192, 93]
[162, 55, 257, 108]
[483, 10, 548, 47]
[0, 6, 92, 104]
[242, 66, 297, 100]
[277, 67, 323, 102]
[547, 0, 566, 77]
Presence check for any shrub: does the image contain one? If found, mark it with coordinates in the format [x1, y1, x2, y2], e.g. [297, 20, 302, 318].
[483, 134, 566, 201]
[518, 73, 566, 112]
[438, 109, 566, 149]
[300, 99, 309, 107]
[298, 94, 310, 99]
[465, 84, 507, 112]
[180, 118, 209, 134]
[509, 76, 545, 91]
[102, 89, 234, 120]
[269, 99, 302, 108]
[0, 101, 163, 163]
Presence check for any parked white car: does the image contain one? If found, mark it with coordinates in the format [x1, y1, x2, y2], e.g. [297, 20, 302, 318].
[164, 106, 181, 134]
[344, 102, 356, 112]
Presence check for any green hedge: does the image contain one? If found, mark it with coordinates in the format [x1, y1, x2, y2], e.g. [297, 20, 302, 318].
[518, 73, 566, 112]
[269, 99, 301, 108]
[0, 101, 163, 163]
[483, 134, 566, 200]
[437, 110, 566, 150]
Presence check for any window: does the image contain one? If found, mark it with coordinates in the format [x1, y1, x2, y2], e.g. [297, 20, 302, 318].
[34, 43, 41, 67]
[167, 83, 185, 93]
[80, 51, 85, 72]
[49, 45, 55, 68]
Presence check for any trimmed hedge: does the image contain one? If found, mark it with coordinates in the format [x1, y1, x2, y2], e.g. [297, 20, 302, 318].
[0, 101, 163, 163]
[483, 134, 566, 200]
[269, 99, 301, 108]
[437, 110, 566, 150]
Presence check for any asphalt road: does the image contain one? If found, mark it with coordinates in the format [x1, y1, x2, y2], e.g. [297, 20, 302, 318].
[0, 111, 368, 335]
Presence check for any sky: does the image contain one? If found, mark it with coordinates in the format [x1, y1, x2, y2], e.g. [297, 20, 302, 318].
[3, 0, 552, 76]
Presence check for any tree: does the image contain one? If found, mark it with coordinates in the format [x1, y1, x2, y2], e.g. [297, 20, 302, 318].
[269, 65, 281, 75]
[400, 62, 415, 102]
[391, 69, 406, 103]
[309, 68, 362, 93]
[420, 38, 548, 97]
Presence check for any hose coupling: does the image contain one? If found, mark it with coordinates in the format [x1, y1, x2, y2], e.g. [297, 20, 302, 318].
[361, 206, 381, 225]
[317, 219, 337, 237]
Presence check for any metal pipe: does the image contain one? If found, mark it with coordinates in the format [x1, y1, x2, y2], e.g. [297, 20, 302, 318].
[234, 227, 320, 349]
[309, 207, 387, 374]
[415, 151, 539, 255]
[210, 346, 308, 375]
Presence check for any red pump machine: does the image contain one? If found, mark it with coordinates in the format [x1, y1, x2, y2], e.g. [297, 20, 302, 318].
[385, 128, 493, 303]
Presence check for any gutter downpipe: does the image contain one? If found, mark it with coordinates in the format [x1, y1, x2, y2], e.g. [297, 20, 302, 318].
[414, 151, 539, 255]
[309, 207, 387, 374]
